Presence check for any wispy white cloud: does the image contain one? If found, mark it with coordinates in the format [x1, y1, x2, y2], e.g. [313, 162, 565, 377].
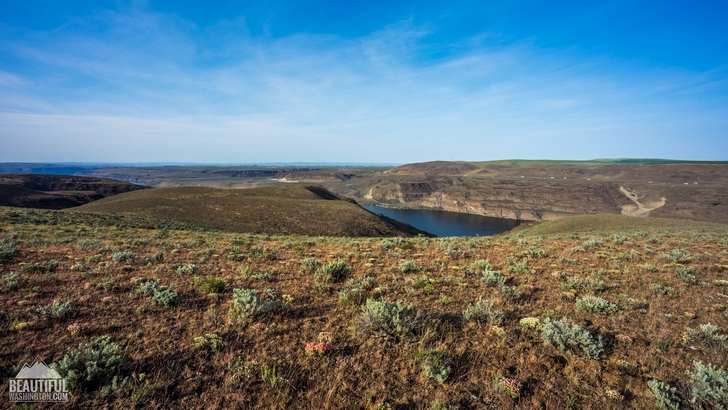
[0, 5, 726, 162]
[0, 71, 23, 86]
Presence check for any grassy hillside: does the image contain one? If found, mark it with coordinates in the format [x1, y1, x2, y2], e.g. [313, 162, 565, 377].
[1, 208, 727, 408]
[76, 185, 429, 237]
[511, 214, 728, 236]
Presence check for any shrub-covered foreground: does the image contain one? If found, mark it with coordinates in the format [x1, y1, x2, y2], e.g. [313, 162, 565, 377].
[1, 206, 728, 408]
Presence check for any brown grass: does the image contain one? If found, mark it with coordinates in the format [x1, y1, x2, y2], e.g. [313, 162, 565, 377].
[511, 214, 728, 236]
[75, 185, 428, 237]
[0, 207, 727, 408]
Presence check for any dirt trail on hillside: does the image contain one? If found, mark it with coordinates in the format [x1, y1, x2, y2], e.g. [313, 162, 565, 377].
[620, 186, 666, 216]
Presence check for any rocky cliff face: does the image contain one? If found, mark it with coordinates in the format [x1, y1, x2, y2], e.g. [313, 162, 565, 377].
[354, 177, 634, 222]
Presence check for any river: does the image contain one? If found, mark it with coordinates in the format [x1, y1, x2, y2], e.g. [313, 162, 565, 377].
[363, 205, 520, 237]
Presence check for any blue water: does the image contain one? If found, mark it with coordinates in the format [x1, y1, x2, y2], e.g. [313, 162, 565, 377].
[363, 206, 520, 237]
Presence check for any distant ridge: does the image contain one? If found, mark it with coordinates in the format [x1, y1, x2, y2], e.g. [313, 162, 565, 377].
[0, 174, 147, 209]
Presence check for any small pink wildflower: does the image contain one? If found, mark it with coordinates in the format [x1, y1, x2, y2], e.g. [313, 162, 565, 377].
[525, 284, 535, 289]
[616, 334, 633, 343]
[499, 378, 522, 399]
[305, 342, 333, 356]
[252, 322, 267, 331]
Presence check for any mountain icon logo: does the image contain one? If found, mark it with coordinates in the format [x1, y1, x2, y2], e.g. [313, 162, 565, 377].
[9, 356, 68, 402]
[14, 357, 62, 379]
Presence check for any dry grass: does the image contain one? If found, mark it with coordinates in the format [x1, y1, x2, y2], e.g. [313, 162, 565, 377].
[1, 207, 727, 408]
[511, 214, 728, 236]
[76, 185, 428, 237]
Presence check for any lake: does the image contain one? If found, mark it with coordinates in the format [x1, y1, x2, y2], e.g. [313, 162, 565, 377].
[363, 205, 520, 237]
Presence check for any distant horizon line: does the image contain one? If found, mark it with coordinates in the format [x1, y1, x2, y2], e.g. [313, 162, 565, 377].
[0, 161, 404, 167]
[0, 158, 727, 167]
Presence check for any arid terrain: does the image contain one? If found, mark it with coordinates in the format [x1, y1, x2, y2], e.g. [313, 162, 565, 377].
[77, 185, 429, 237]
[1, 207, 728, 409]
[3, 159, 724, 225]
[0, 174, 146, 210]
[320, 160, 728, 225]
[0, 161, 726, 408]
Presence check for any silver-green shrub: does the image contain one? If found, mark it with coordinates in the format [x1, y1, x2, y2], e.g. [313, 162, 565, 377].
[0, 243, 19, 261]
[229, 288, 259, 323]
[676, 266, 701, 285]
[52, 336, 123, 391]
[175, 264, 197, 275]
[686, 323, 728, 344]
[470, 260, 494, 272]
[648, 380, 680, 410]
[582, 238, 604, 251]
[152, 286, 179, 307]
[651, 283, 677, 296]
[481, 270, 506, 287]
[2, 272, 24, 290]
[111, 251, 136, 263]
[356, 298, 422, 341]
[567, 277, 605, 292]
[659, 249, 692, 263]
[688, 361, 728, 409]
[499, 285, 522, 301]
[38, 300, 77, 320]
[541, 317, 603, 359]
[315, 260, 351, 283]
[575, 296, 619, 315]
[300, 257, 321, 273]
[151, 251, 164, 263]
[462, 297, 504, 326]
[399, 260, 424, 273]
[414, 350, 452, 384]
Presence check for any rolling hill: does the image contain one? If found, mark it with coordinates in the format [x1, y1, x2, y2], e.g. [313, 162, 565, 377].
[76, 184, 431, 237]
[510, 213, 728, 236]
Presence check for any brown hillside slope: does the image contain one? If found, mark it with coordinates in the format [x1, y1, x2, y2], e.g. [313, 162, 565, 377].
[76, 185, 430, 237]
[0, 174, 146, 209]
[510, 213, 728, 236]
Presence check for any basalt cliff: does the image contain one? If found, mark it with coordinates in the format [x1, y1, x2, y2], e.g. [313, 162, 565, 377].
[321, 160, 728, 224]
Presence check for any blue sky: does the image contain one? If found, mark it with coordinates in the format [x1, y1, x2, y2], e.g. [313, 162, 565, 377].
[1, 0, 726, 163]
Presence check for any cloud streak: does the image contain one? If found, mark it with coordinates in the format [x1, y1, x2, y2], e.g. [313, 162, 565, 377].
[0, 4, 727, 162]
